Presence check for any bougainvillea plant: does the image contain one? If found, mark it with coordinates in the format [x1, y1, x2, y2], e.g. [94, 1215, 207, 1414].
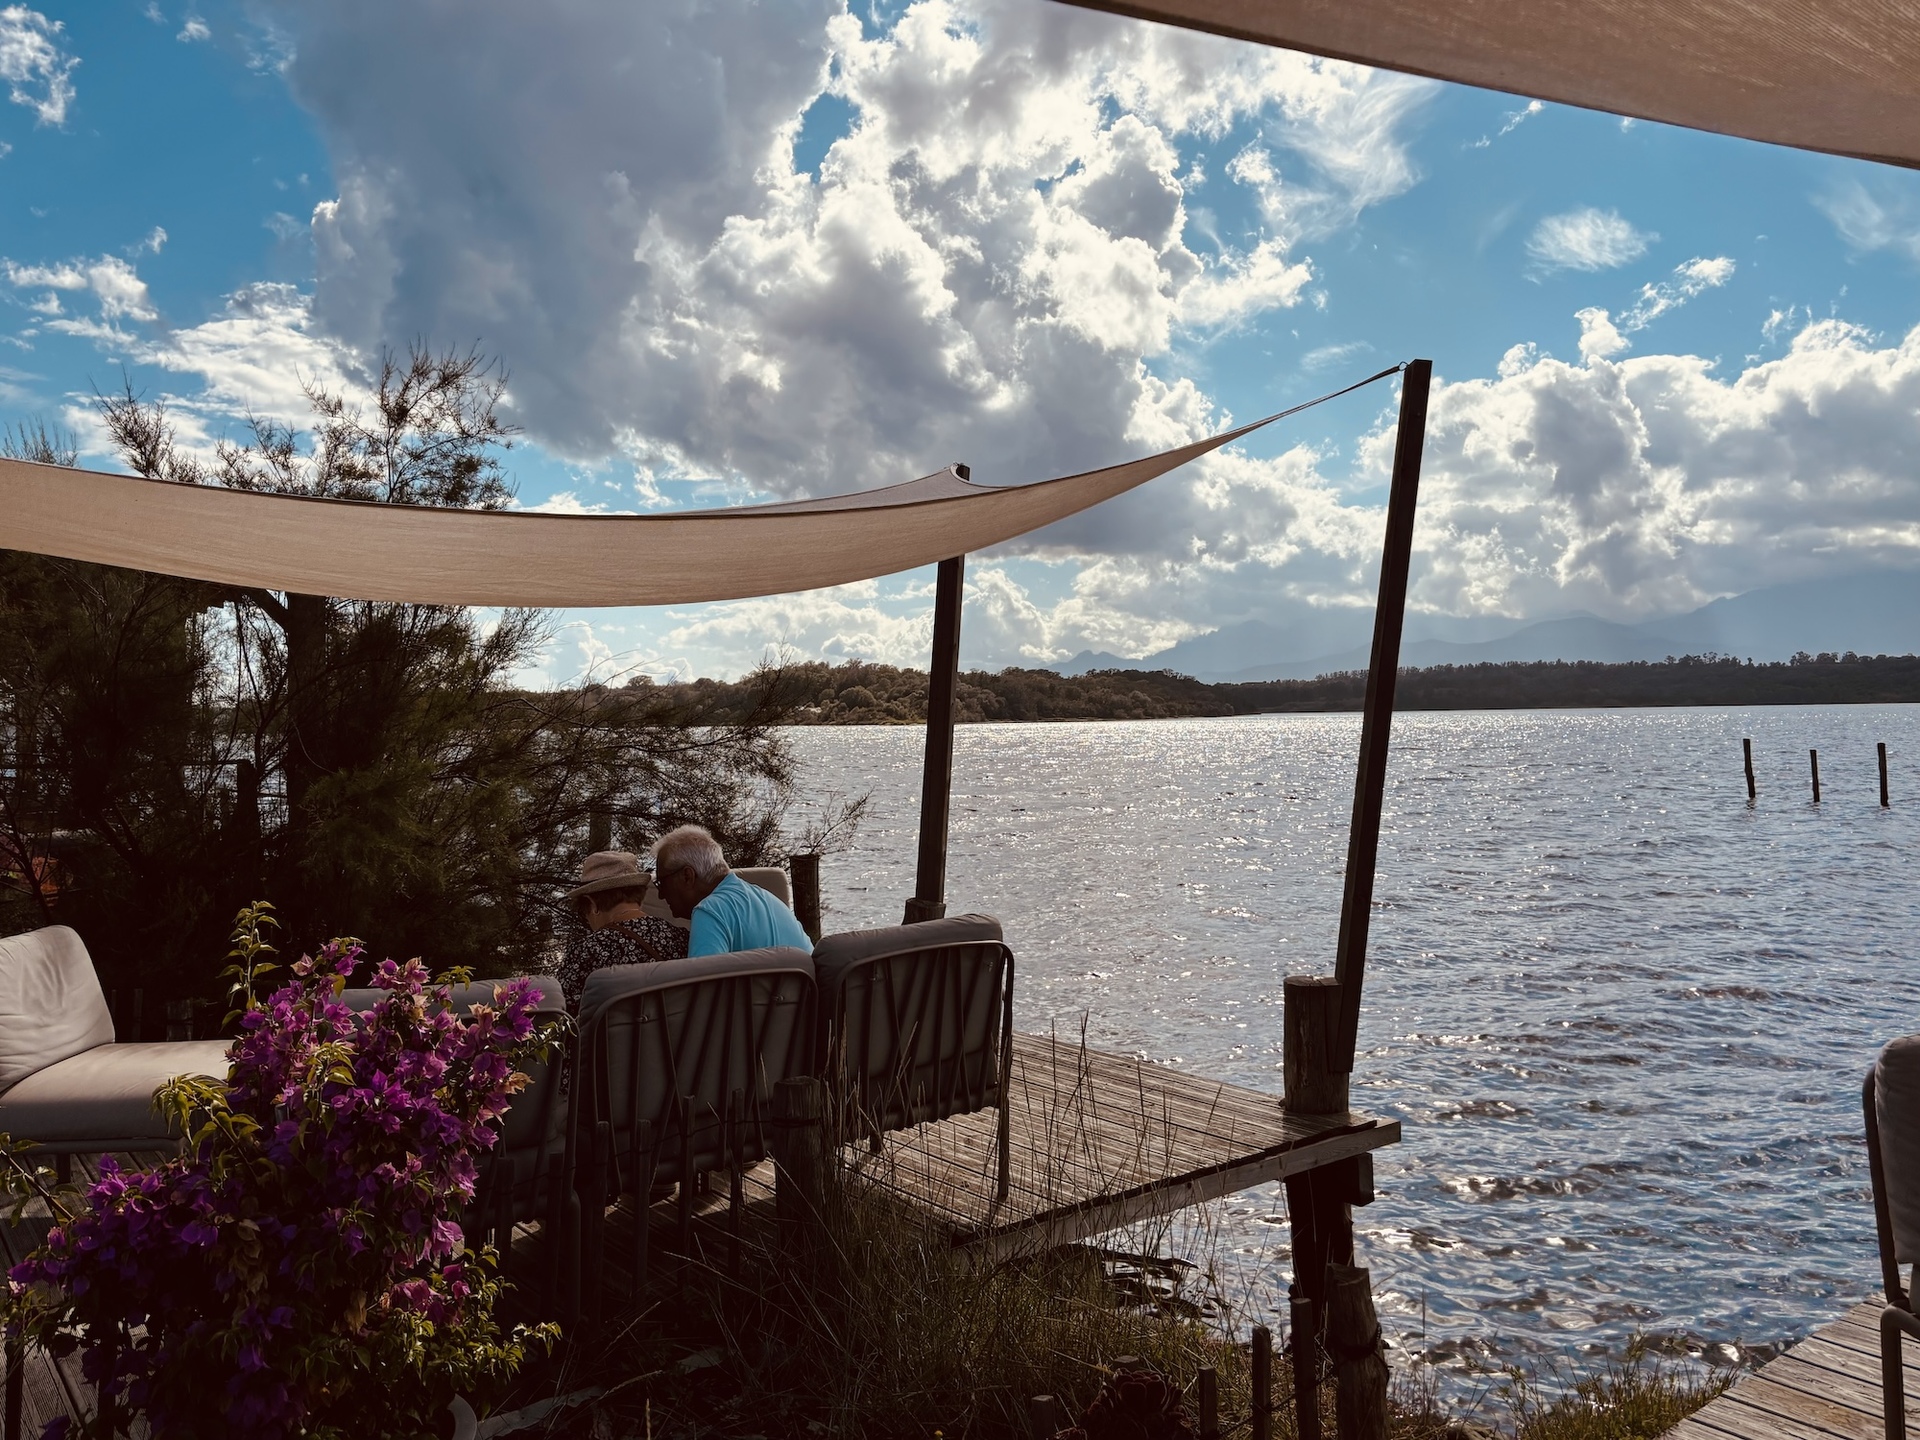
[2, 906, 564, 1440]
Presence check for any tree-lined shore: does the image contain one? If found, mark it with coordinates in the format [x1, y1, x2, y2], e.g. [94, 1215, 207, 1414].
[646, 651, 1920, 725]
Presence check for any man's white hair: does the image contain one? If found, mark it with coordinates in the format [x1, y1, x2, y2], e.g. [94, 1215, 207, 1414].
[650, 824, 728, 882]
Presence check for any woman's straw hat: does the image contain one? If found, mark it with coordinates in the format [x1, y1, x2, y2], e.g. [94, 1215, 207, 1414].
[565, 850, 653, 901]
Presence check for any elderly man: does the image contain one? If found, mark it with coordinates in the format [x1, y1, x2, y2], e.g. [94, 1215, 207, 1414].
[651, 824, 810, 957]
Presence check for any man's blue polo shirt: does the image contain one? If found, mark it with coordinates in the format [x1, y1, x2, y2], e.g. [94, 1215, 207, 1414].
[688, 872, 811, 956]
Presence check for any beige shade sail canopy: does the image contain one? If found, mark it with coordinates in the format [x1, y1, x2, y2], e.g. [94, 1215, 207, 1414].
[1053, 0, 1920, 170]
[0, 418, 1278, 608]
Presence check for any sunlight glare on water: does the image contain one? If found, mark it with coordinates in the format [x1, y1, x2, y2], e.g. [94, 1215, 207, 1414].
[786, 705, 1920, 1373]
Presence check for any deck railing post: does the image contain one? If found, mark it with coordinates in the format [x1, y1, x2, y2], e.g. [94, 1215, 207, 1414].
[905, 551, 965, 924]
[771, 1076, 827, 1263]
[1331, 359, 1430, 1072]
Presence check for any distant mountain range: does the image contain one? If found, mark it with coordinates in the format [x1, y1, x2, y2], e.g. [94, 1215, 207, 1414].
[1057, 569, 1920, 683]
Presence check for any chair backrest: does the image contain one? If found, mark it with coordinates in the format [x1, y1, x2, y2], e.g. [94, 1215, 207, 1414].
[339, 975, 568, 1155]
[1873, 1036, 1920, 1298]
[733, 867, 793, 907]
[573, 948, 815, 1192]
[0, 926, 113, 1095]
[812, 914, 1011, 1136]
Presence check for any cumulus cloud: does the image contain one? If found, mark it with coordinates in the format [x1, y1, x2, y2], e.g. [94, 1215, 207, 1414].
[1527, 206, 1653, 272]
[1402, 319, 1920, 622]
[0, 5, 76, 125]
[278, 0, 1430, 500]
[177, 15, 209, 42]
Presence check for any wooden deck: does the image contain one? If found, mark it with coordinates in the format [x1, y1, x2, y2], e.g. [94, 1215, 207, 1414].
[848, 1031, 1398, 1259]
[1671, 1300, 1912, 1440]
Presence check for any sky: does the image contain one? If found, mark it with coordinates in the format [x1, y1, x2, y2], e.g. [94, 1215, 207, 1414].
[3, 1, 1920, 683]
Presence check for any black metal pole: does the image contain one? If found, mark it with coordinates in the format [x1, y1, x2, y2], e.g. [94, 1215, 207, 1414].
[1331, 360, 1431, 1072]
[906, 553, 965, 923]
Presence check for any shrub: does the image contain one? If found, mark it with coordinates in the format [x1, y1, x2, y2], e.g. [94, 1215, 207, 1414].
[3, 909, 563, 1440]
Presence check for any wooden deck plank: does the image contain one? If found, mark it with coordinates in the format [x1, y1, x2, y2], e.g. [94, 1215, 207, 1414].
[1670, 1301, 1915, 1440]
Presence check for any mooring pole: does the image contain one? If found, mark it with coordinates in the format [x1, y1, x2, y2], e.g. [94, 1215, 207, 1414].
[1810, 748, 1821, 804]
[1880, 742, 1891, 808]
[906, 551, 966, 923]
[1743, 738, 1756, 801]
[1330, 360, 1430, 1071]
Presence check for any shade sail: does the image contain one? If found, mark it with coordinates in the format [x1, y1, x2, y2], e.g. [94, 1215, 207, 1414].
[0, 418, 1270, 607]
[1053, 0, 1920, 169]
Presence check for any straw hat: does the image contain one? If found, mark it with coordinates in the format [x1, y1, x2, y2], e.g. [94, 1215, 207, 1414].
[565, 850, 653, 902]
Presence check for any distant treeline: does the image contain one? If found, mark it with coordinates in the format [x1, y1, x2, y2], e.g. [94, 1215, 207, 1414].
[635, 651, 1920, 724]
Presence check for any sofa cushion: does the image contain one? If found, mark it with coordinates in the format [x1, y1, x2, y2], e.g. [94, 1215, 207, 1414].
[1878, 1034, 1920, 1264]
[0, 926, 114, 1095]
[0, 1040, 230, 1148]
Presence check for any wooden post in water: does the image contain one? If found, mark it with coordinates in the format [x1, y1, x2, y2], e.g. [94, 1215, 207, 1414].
[790, 852, 822, 941]
[1811, 748, 1822, 803]
[1332, 360, 1430, 1071]
[1743, 738, 1756, 801]
[1881, 742, 1891, 808]
[1252, 1324, 1274, 1440]
[587, 805, 612, 855]
[1328, 1264, 1390, 1440]
[906, 549, 966, 924]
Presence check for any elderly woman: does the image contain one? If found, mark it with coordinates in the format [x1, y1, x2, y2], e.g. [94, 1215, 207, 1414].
[556, 849, 689, 1010]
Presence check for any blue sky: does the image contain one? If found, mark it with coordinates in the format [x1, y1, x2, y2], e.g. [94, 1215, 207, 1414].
[5, 0, 1920, 681]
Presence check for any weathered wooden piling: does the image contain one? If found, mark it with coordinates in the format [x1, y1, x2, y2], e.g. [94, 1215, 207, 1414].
[1880, 742, 1891, 808]
[1810, 748, 1821, 803]
[1743, 737, 1756, 800]
[1290, 1283, 1322, 1440]
[587, 806, 612, 854]
[789, 852, 822, 941]
[1197, 1365, 1219, 1440]
[1028, 1393, 1066, 1438]
[1252, 1323, 1274, 1440]
[1328, 1263, 1390, 1440]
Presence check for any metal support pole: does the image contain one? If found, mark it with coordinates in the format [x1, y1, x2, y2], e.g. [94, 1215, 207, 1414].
[906, 552, 965, 924]
[1331, 360, 1431, 1071]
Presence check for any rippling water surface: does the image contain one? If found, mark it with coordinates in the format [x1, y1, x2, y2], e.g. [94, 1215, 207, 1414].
[784, 705, 1920, 1373]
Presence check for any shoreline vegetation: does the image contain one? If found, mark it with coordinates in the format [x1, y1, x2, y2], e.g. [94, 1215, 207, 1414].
[637, 652, 1920, 726]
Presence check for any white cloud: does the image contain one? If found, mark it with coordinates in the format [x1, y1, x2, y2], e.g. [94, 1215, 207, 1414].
[1619, 254, 1734, 329]
[1469, 98, 1542, 149]
[4, 252, 156, 322]
[1575, 306, 1627, 362]
[1402, 318, 1920, 621]
[1526, 206, 1654, 272]
[0, 6, 76, 125]
[177, 15, 209, 42]
[278, 0, 1430, 507]
[1816, 178, 1920, 262]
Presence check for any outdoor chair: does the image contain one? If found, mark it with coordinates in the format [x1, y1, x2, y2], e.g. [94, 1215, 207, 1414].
[0, 925, 230, 1169]
[732, 867, 793, 906]
[1868, 1035, 1920, 1440]
[812, 914, 1014, 1202]
[339, 976, 572, 1301]
[568, 947, 816, 1316]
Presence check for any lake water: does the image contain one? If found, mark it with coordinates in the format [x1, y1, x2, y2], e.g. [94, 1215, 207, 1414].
[784, 705, 1920, 1379]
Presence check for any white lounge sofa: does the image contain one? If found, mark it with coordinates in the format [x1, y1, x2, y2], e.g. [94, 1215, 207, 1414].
[0, 926, 230, 1156]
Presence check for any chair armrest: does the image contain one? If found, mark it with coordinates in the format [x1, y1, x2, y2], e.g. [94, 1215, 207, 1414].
[1885, 1305, 1920, 1342]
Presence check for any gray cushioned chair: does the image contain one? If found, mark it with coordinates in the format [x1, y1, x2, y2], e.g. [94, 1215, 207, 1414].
[569, 947, 815, 1311]
[339, 976, 571, 1297]
[0, 926, 230, 1157]
[812, 914, 1013, 1201]
[1867, 1035, 1920, 1439]
[731, 867, 793, 907]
